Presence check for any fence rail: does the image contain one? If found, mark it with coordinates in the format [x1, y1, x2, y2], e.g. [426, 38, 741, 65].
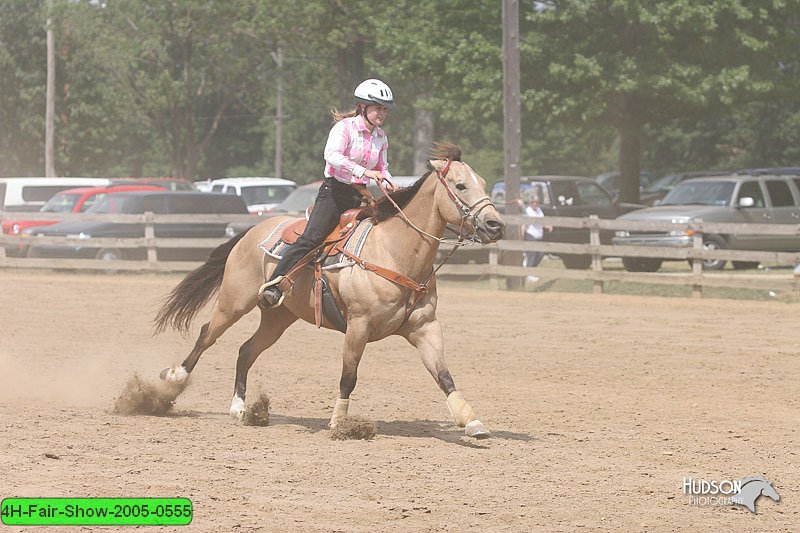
[1, 211, 798, 297]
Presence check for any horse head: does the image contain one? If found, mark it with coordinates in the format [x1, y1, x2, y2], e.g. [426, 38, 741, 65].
[428, 143, 505, 244]
[733, 475, 780, 513]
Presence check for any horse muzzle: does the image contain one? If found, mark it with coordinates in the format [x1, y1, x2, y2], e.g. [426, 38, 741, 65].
[474, 215, 505, 244]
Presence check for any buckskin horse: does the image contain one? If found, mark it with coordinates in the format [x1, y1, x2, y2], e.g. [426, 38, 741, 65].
[155, 144, 505, 438]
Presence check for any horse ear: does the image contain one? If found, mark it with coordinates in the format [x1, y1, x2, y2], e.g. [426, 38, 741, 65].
[428, 159, 444, 172]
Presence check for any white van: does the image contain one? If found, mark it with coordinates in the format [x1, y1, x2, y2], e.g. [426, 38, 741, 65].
[0, 177, 110, 213]
[207, 177, 296, 214]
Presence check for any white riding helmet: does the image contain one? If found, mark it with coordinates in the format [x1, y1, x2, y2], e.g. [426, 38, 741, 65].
[353, 79, 395, 108]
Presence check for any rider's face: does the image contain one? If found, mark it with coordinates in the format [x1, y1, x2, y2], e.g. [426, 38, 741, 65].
[363, 105, 389, 126]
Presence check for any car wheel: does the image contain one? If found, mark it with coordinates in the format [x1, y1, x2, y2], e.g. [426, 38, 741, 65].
[96, 248, 124, 261]
[622, 257, 662, 272]
[561, 254, 592, 270]
[732, 261, 759, 270]
[688, 235, 727, 270]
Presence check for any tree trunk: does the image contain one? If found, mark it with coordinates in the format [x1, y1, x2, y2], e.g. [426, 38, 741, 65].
[338, 39, 364, 104]
[617, 95, 643, 204]
[45, 0, 56, 177]
[413, 107, 434, 175]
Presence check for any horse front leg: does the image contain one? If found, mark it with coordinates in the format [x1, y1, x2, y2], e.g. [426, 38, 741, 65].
[405, 319, 490, 439]
[330, 322, 369, 428]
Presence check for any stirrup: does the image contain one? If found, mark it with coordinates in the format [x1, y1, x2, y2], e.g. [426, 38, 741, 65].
[258, 276, 286, 309]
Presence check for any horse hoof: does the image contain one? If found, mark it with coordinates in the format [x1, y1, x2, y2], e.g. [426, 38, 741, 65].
[465, 420, 491, 440]
[160, 366, 189, 384]
[230, 396, 246, 419]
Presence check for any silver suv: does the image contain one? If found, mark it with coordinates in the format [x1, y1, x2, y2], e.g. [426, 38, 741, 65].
[612, 173, 800, 271]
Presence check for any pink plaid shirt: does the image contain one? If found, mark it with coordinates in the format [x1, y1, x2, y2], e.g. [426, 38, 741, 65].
[324, 116, 392, 185]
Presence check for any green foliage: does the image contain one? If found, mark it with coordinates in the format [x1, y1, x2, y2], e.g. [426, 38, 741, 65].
[0, 0, 47, 175]
[523, 0, 799, 199]
[0, 0, 798, 186]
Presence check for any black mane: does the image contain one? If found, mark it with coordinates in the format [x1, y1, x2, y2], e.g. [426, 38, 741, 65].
[374, 173, 432, 223]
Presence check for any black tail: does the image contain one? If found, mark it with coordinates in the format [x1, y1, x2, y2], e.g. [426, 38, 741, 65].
[154, 227, 253, 334]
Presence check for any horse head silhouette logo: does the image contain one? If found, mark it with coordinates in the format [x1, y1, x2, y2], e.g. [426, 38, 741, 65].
[731, 476, 780, 513]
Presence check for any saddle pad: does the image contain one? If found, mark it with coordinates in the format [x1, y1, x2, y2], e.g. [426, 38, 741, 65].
[258, 218, 299, 259]
[323, 219, 374, 270]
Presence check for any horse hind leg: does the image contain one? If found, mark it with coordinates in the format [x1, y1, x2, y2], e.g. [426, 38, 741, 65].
[230, 306, 297, 419]
[160, 300, 250, 385]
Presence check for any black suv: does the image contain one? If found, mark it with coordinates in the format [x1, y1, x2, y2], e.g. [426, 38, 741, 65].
[27, 191, 248, 261]
[451, 176, 643, 269]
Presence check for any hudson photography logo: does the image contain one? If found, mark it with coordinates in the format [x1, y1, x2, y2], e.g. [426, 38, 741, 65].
[682, 475, 780, 513]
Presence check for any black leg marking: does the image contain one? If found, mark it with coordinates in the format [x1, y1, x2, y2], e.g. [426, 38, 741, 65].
[437, 369, 456, 395]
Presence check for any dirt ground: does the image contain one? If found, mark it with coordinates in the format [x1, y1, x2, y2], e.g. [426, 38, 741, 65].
[0, 270, 798, 532]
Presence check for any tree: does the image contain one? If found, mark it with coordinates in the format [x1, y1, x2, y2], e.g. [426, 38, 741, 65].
[371, 1, 504, 176]
[73, 0, 276, 180]
[0, 1, 48, 175]
[524, 0, 797, 202]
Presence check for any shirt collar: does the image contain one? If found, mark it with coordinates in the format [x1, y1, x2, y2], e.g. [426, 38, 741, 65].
[354, 115, 385, 137]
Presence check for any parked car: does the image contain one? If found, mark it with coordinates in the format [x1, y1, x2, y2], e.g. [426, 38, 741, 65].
[594, 171, 657, 201]
[612, 173, 800, 271]
[205, 177, 296, 214]
[0, 177, 110, 213]
[639, 171, 728, 206]
[2, 184, 165, 257]
[490, 176, 546, 208]
[269, 181, 323, 215]
[736, 167, 800, 176]
[26, 191, 248, 261]
[110, 177, 195, 191]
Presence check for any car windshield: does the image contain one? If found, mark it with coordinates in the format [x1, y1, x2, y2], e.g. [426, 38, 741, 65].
[85, 195, 140, 214]
[275, 187, 318, 211]
[241, 185, 294, 206]
[41, 193, 82, 213]
[549, 181, 613, 207]
[661, 180, 735, 206]
[645, 174, 682, 193]
[520, 182, 551, 204]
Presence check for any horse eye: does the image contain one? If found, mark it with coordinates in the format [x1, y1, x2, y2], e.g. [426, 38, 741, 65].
[455, 182, 467, 191]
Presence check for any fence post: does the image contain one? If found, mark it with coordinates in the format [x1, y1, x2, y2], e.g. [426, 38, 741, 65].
[691, 218, 703, 298]
[489, 246, 499, 290]
[589, 215, 603, 294]
[145, 211, 157, 269]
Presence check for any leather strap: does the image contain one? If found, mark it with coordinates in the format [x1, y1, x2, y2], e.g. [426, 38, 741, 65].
[335, 246, 428, 297]
[314, 262, 323, 328]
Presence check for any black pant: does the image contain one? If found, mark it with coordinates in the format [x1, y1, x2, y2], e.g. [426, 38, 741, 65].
[271, 177, 362, 280]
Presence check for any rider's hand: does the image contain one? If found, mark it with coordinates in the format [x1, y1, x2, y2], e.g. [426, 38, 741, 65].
[364, 170, 398, 193]
[363, 170, 383, 182]
[381, 179, 398, 193]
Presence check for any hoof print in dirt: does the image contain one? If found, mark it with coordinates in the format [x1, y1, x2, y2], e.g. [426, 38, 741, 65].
[329, 416, 376, 440]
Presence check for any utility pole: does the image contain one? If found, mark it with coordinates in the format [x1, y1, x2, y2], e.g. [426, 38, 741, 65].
[45, 0, 56, 177]
[502, 0, 523, 288]
[272, 47, 283, 179]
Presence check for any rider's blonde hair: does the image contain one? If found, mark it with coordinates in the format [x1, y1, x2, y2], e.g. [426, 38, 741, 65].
[330, 104, 365, 123]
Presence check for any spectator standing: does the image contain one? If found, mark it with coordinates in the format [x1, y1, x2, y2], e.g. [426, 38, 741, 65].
[523, 190, 552, 282]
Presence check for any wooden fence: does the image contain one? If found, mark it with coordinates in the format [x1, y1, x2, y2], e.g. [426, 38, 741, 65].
[1, 211, 799, 297]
